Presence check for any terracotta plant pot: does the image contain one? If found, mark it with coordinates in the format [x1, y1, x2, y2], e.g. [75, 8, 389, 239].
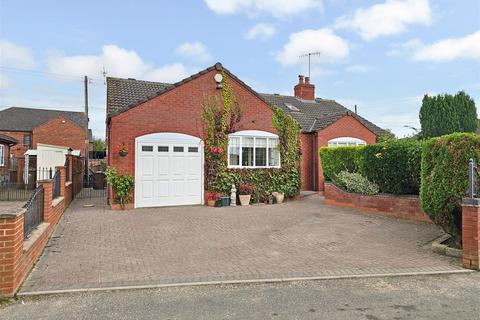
[239, 194, 251, 206]
[207, 199, 216, 207]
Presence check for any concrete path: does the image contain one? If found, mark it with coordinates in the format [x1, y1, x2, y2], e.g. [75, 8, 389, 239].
[19, 195, 464, 294]
[5, 273, 480, 319]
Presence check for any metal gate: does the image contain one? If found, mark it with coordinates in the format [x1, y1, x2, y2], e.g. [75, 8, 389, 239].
[71, 157, 106, 200]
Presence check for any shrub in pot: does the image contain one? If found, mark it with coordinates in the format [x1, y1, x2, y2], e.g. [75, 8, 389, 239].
[239, 183, 254, 206]
[272, 191, 284, 204]
[206, 192, 218, 207]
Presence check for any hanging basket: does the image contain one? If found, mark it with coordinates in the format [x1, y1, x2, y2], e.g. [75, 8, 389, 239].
[119, 151, 128, 157]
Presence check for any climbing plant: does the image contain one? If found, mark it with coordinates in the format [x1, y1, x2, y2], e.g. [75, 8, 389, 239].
[202, 72, 301, 201]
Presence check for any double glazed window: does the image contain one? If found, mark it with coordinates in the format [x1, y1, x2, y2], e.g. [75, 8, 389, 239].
[23, 134, 31, 147]
[327, 137, 367, 147]
[228, 131, 280, 168]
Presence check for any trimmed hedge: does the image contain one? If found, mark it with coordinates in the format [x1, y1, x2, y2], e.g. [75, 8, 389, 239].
[420, 133, 480, 243]
[319, 146, 365, 181]
[362, 139, 423, 195]
[320, 139, 422, 195]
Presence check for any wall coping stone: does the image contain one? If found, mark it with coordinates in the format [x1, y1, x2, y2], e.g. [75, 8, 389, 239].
[324, 182, 419, 199]
[0, 207, 26, 219]
[462, 198, 480, 206]
[23, 222, 49, 252]
[52, 197, 64, 207]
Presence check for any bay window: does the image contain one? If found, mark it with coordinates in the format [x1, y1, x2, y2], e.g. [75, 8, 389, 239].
[327, 137, 367, 147]
[228, 130, 280, 168]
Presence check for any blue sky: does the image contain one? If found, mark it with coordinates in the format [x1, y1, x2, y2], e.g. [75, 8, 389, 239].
[1, 0, 479, 138]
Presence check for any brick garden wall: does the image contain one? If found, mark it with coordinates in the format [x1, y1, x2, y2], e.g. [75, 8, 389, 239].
[462, 199, 480, 270]
[324, 182, 431, 222]
[0, 156, 76, 297]
[300, 133, 314, 190]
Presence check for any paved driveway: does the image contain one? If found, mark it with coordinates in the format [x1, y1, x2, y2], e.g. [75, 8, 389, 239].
[20, 195, 464, 294]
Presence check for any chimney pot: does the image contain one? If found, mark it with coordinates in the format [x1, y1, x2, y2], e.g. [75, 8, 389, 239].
[294, 75, 315, 100]
[305, 77, 310, 84]
[298, 75, 304, 84]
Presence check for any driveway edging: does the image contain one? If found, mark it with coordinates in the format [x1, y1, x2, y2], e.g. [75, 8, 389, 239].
[17, 269, 474, 297]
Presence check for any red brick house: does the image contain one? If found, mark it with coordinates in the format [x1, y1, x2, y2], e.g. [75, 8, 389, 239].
[106, 63, 385, 208]
[0, 133, 18, 181]
[0, 107, 91, 159]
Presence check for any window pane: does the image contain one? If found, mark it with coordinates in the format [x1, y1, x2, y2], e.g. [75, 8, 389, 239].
[242, 137, 254, 166]
[0, 145, 3, 166]
[188, 147, 198, 153]
[228, 137, 240, 166]
[173, 146, 184, 152]
[24, 134, 31, 147]
[255, 138, 267, 166]
[268, 139, 280, 166]
[158, 146, 169, 152]
[142, 146, 153, 152]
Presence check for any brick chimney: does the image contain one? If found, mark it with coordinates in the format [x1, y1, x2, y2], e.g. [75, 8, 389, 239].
[294, 75, 315, 100]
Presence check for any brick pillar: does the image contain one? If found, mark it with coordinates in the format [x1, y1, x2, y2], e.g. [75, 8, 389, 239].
[66, 154, 73, 182]
[56, 166, 66, 197]
[462, 198, 480, 270]
[38, 180, 53, 224]
[0, 211, 24, 297]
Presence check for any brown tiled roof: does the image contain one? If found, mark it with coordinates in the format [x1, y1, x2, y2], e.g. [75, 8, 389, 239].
[0, 107, 86, 132]
[106, 63, 386, 136]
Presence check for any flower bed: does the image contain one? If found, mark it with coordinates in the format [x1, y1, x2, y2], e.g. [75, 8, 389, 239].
[324, 182, 431, 222]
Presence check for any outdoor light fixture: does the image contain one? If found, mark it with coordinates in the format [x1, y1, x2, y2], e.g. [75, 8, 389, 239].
[214, 73, 223, 89]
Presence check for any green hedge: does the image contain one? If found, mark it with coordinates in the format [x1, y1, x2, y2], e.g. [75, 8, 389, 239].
[362, 139, 423, 195]
[420, 133, 480, 243]
[319, 146, 365, 181]
[320, 139, 422, 195]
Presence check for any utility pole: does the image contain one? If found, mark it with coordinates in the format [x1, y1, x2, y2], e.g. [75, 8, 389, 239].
[84, 75, 89, 185]
[299, 52, 321, 78]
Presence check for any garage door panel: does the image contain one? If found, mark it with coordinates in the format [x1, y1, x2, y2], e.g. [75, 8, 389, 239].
[157, 156, 169, 176]
[141, 156, 154, 176]
[185, 179, 201, 196]
[186, 156, 201, 175]
[172, 157, 185, 176]
[172, 179, 185, 197]
[141, 180, 154, 199]
[156, 180, 169, 198]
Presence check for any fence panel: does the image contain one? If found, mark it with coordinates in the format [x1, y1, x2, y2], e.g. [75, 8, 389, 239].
[23, 185, 44, 240]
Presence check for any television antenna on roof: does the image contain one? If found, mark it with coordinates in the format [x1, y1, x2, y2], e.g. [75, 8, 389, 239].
[299, 52, 321, 78]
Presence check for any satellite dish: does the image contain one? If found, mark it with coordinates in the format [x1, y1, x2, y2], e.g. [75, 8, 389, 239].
[214, 73, 223, 83]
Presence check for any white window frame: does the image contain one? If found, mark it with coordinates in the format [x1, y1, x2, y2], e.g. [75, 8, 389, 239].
[228, 130, 280, 169]
[0, 144, 4, 166]
[327, 137, 367, 147]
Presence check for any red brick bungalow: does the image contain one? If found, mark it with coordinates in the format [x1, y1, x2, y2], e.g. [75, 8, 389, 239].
[106, 63, 385, 208]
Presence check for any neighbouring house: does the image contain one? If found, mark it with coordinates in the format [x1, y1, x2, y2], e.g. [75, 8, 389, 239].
[106, 63, 385, 208]
[0, 133, 18, 181]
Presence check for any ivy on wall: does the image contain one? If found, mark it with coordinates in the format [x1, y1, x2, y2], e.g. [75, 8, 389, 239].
[202, 72, 301, 202]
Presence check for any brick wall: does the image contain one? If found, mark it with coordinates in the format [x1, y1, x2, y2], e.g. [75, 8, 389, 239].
[33, 116, 87, 156]
[324, 182, 431, 222]
[0, 162, 74, 297]
[108, 69, 277, 203]
[317, 115, 377, 192]
[300, 133, 314, 190]
[462, 199, 480, 270]
[0, 131, 31, 158]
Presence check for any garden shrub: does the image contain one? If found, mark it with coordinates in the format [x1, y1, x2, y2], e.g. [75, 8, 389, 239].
[362, 139, 423, 195]
[334, 171, 379, 195]
[319, 146, 365, 181]
[420, 133, 480, 244]
[105, 166, 134, 207]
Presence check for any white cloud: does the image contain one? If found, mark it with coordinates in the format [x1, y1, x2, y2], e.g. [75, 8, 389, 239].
[413, 31, 480, 62]
[245, 23, 276, 40]
[386, 38, 423, 57]
[144, 63, 192, 83]
[344, 64, 374, 73]
[276, 28, 349, 66]
[47, 44, 192, 83]
[0, 40, 36, 69]
[175, 41, 212, 63]
[0, 73, 15, 89]
[335, 0, 432, 40]
[204, 0, 323, 18]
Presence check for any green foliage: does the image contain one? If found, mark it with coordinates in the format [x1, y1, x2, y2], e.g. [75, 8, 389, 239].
[202, 74, 301, 201]
[319, 146, 365, 181]
[93, 137, 106, 151]
[420, 133, 480, 242]
[105, 166, 134, 207]
[376, 130, 396, 143]
[334, 171, 379, 195]
[362, 139, 423, 194]
[420, 91, 478, 139]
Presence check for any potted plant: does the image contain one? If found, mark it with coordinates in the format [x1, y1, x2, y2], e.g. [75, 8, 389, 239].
[272, 191, 285, 204]
[105, 166, 134, 210]
[239, 183, 254, 206]
[117, 143, 128, 157]
[219, 195, 230, 207]
[206, 192, 218, 207]
[210, 146, 223, 158]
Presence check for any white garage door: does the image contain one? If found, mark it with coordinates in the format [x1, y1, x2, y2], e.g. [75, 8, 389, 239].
[135, 133, 204, 208]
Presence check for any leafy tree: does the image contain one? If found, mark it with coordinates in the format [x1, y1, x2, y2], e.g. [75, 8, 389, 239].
[93, 137, 106, 151]
[419, 91, 478, 138]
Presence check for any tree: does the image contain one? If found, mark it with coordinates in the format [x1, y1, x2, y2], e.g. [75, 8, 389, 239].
[419, 91, 478, 139]
[93, 137, 106, 151]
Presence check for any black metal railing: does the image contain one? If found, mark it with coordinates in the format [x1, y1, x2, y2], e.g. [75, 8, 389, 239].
[468, 158, 478, 199]
[52, 169, 61, 200]
[23, 185, 44, 240]
[65, 158, 70, 182]
[0, 181, 34, 201]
